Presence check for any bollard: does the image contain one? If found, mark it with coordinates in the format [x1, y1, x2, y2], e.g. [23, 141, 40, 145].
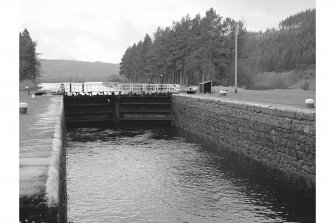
[25, 86, 30, 95]
[305, 99, 315, 108]
[19, 102, 28, 114]
[31, 94, 36, 99]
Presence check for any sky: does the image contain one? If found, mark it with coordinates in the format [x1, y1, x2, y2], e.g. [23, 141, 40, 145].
[19, 0, 315, 64]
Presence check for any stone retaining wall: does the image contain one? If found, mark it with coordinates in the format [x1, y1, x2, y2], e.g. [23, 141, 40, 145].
[172, 94, 316, 187]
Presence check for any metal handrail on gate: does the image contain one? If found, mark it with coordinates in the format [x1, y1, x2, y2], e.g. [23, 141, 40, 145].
[57, 82, 180, 96]
[117, 84, 180, 93]
[61, 83, 119, 95]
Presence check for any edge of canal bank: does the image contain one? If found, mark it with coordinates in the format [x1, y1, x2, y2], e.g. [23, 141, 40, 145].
[45, 97, 67, 223]
[19, 92, 67, 223]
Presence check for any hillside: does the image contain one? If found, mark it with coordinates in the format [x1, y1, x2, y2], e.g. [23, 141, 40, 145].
[39, 59, 120, 82]
[241, 9, 315, 73]
[119, 8, 315, 90]
[238, 9, 315, 89]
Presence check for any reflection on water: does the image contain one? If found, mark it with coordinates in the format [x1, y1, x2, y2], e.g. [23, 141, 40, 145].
[66, 127, 315, 223]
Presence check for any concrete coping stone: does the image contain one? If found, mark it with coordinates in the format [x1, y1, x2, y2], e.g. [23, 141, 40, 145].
[175, 94, 315, 120]
[45, 96, 64, 208]
[20, 102, 28, 108]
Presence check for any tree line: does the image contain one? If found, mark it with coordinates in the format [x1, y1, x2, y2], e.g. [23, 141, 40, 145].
[119, 8, 315, 88]
[120, 8, 245, 86]
[19, 28, 40, 83]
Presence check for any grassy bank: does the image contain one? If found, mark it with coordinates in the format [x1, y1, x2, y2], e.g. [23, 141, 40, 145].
[180, 85, 315, 108]
[212, 86, 315, 108]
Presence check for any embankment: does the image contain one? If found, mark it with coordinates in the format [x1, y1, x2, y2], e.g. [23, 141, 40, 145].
[19, 94, 67, 223]
[172, 94, 315, 187]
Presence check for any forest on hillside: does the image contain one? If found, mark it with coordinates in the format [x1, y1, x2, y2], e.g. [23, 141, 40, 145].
[119, 8, 315, 89]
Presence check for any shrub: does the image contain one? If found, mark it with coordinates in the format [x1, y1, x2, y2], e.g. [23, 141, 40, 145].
[301, 79, 310, 90]
[107, 75, 125, 83]
[249, 70, 303, 90]
[19, 79, 39, 91]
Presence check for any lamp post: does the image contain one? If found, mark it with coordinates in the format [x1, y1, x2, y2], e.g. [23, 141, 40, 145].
[69, 76, 72, 92]
[234, 23, 239, 93]
[82, 74, 85, 92]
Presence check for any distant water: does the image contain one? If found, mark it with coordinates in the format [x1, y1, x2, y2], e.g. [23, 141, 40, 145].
[66, 127, 315, 223]
[39, 82, 65, 91]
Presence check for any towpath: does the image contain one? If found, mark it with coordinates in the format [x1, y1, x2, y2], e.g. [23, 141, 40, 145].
[19, 91, 62, 221]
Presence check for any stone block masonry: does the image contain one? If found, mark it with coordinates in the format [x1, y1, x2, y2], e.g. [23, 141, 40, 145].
[171, 94, 315, 187]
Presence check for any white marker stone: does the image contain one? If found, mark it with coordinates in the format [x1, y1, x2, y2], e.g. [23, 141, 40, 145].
[19, 102, 28, 114]
[220, 90, 227, 96]
[305, 99, 314, 108]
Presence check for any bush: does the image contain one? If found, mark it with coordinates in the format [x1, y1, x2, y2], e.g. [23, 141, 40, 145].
[249, 70, 302, 90]
[301, 79, 310, 90]
[19, 79, 40, 91]
[107, 75, 124, 83]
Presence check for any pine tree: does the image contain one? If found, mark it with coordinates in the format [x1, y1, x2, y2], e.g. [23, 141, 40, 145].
[19, 29, 40, 82]
[119, 8, 314, 87]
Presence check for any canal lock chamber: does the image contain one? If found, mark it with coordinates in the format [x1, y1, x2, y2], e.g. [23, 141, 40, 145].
[60, 93, 315, 223]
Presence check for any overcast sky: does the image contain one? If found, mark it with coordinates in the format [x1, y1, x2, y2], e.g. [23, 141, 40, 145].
[20, 0, 315, 64]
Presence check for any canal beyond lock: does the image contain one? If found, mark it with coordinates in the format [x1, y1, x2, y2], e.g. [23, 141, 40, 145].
[66, 127, 315, 223]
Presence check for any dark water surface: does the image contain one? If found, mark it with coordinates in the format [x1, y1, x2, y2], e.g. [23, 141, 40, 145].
[66, 127, 315, 223]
